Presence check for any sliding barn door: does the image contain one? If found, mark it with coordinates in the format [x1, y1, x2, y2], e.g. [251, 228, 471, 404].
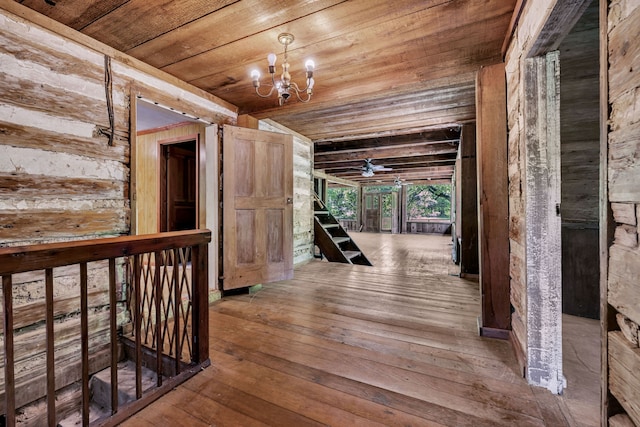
[222, 125, 293, 290]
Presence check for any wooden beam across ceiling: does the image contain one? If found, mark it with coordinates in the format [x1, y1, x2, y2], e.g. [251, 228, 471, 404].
[315, 142, 459, 164]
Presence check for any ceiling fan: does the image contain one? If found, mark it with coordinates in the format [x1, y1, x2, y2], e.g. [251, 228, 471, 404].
[360, 158, 392, 177]
[394, 177, 413, 188]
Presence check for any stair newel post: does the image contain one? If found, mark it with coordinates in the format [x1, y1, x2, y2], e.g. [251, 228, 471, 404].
[191, 243, 209, 364]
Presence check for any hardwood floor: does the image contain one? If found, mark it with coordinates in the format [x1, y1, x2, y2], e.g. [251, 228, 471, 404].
[123, 232, 596, 426]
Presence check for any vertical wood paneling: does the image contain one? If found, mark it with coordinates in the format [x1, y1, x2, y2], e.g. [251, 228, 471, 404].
[135, 123, 206, 235]
[558, 3, 600, 320]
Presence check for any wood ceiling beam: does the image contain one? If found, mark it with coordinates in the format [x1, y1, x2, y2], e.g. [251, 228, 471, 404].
[365, 179, 451, 185]
[336, 166, 455, 181]
[316, 154, 457, 171]
[314, 128, 460, 153]
[315, 143, 458, 163]
[325, 161, 457, 176]
[312, 170, 360, 188]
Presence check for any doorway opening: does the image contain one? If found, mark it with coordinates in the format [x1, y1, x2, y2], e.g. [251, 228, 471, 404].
[363, 190, 399, 233]
[159, 139, 198, 232]
[521, 1, 600, 422]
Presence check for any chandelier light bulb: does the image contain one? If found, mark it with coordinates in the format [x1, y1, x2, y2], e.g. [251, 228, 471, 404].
[308, 77, 315, 90]
[251, 69, 260, 80]
[305, 59, 315, 72]
[267, 53, 277, 67]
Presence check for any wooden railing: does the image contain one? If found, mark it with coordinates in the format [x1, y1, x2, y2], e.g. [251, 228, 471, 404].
[0, 230, 211, 426]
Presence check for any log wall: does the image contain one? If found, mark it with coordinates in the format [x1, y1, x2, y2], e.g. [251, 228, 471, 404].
[607, 0, 640, 424]
[0, 5, 236, 417]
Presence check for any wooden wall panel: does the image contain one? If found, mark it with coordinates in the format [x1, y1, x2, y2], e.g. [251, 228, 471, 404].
[476, 63, 510, 335]
[135, 123, 206, 235]
[559, 2, 600, 319]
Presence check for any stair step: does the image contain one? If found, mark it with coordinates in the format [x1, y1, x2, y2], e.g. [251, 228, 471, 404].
[314, 210, 329, 215]
[322, 223, 339, 229]
[58, 361, 159, 426]
[91, 360, 159, 411]
[332, 237, 350, 245]
[343, 251, 361, 260]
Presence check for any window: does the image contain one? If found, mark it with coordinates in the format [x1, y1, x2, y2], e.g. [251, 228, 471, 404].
[406, 184, 451, 220]
[326, 187, 357, 219]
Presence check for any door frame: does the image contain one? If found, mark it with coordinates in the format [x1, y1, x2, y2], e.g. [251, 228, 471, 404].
[131, 90, 219, 295]
[157, 135, 200, 232]
[362, 189, 400, 233]
[523, 50, 563, 394]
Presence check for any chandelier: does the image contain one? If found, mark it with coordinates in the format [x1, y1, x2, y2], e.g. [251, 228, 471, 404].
[251, 33, 315, 106]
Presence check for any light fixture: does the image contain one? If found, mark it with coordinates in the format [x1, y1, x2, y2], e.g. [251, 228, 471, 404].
[362, 168, 375, 178]
[251, 33, 315, 106]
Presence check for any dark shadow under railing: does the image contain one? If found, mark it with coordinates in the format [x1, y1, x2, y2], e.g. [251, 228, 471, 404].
[0, 230, 211, 426]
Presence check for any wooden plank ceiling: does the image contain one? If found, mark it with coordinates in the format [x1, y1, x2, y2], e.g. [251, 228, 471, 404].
[17, 0, 516, 184]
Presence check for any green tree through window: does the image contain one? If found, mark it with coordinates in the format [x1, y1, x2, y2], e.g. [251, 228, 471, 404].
[406, 184, 451, 220]
[326, 187, 357, 219]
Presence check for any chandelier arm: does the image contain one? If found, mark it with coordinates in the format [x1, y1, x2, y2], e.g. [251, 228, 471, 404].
[292, 88, 312, 103]
[290, 81, 311, 93]
[254, 85, 277, 98]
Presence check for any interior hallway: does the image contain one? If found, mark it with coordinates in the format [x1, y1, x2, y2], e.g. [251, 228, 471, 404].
[123, 232, 599, 426]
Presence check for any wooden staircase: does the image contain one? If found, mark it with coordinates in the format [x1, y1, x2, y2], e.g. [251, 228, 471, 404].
[314, 196, 372, 266]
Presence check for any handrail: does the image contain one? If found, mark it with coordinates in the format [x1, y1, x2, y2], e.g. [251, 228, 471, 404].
[0, 230, 210, 275]
[0, 230, 211, 426]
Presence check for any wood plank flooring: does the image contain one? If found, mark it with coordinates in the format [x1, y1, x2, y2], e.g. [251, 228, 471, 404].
[123, 232, 595, 426]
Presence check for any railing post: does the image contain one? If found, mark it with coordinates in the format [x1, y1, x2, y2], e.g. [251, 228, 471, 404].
[45, 268, 56, 427]
[154, 251, 162, 386]
[108, 258, 118, 415]
[2, 276, 16, 427]
[191, 244, 209, 364]
[80, 262, 89, 427]
[173, 248, 181, 374]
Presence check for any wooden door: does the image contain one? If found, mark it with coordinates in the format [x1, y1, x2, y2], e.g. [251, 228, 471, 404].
[160, 142, 197, 232]
[222, 125, 293, 290]
[381, 193, 393, 232]
[391, 191, 399, 233]
[364, 193, 380, 232]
